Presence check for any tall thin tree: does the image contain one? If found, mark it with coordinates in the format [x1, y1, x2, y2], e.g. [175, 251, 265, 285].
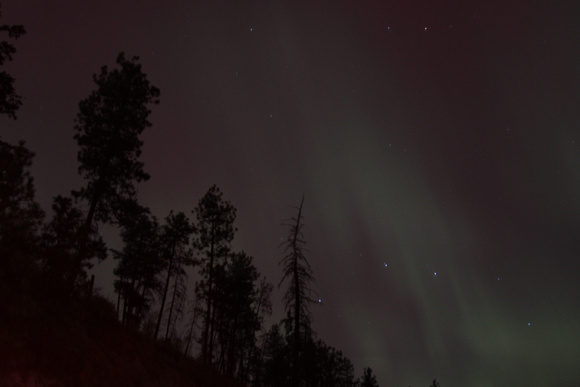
[183, 297, 202, 357]
[192, 185, 237, 362]
[278, 194, 315, 386]
[112, 201, 161, 327]
[154, 210, 194, 339]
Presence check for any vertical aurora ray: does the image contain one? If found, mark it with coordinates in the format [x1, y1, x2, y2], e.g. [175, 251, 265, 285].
[2, 1, 578, 385]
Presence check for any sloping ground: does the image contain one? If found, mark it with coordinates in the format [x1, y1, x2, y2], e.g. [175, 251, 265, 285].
[0, 293, 239, 387]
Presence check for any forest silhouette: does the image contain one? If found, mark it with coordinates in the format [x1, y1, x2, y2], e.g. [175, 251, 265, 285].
[0, 7, 442, 387]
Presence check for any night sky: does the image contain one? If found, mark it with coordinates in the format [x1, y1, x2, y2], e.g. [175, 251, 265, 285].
[2, 1, 580, 386]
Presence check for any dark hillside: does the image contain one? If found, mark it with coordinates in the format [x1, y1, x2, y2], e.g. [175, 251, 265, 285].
[0, 292, 240, 387]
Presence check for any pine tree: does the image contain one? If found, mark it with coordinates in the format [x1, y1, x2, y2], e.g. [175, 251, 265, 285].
[360, 367, 379, 387]
[71, 52, 159, 291]
[244, 276, 273, 383]
[278, 194, 315, 386]
[260, 323, 290, 387]
[192, 185, 237, 362]
[214, 251, 262, 377]
[0, 140, 43, 301]
[0, 4, 26, 119]
[183, 297, 202, 357]
[112, 201, 161, 327]
[310, 340, 355, 387]
[42, 195, 106, 297]
[154, 210, 194, 339]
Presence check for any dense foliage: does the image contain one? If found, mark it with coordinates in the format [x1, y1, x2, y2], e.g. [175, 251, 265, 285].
[0, 2, 26, 119]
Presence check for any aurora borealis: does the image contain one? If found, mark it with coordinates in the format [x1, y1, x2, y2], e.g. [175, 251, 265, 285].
[2, 1, 579, 386]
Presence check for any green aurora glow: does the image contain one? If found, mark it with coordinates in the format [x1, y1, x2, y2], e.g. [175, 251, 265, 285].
[3, 1, 579, 385]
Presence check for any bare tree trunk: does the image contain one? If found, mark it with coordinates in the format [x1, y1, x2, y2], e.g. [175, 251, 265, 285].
[69, 193, 99, 293]
[116, 276, 123, 320]
[165, 269, 180, 340]
[154, 243, 175, 339]
[70, 178, 108, 295]
[184, 299, 199, 356]
[208, 292, 217, 362]
[202, 231, 215, 361]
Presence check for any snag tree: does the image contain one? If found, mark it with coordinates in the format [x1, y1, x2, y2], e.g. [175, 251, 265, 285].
[279, 194, 316, 385]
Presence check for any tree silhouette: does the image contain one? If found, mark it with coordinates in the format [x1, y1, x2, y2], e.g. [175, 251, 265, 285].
[0, 4, 26, 119]
[259, 323, 290, 387]
[0, 140, 43, 302]
[71, 52, 159, 290]
[42, 195, 106, 296]
[309, 340, 356, 387]
[253, 277, 273, 332]
[243, 275, 273, 383]
[430, 379, 440, 387]
[278, 194, 315, 386]
[192, 185, 237, 362]
[211, 251, 272, 380]
[183, 297, 202, 357]
[154, 210, 194, 339]
[112, 201, 161, 327]
[360, 367, 379, 387]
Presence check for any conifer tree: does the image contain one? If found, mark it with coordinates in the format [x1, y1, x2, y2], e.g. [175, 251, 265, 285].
[0, 140, 43, 301]
[71, 52, 159, 290]
[360, 367, 379, 387]
[113, 201, 161, 327]
[192, 185, 237, 362]
[42, 195, 106, 296]
[214, 251, 260, 377]
[260, 323, 290, 387]
[278, 194, 315, 386]
[154, 210, 194, 339]
[0, 4, 26, 119]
